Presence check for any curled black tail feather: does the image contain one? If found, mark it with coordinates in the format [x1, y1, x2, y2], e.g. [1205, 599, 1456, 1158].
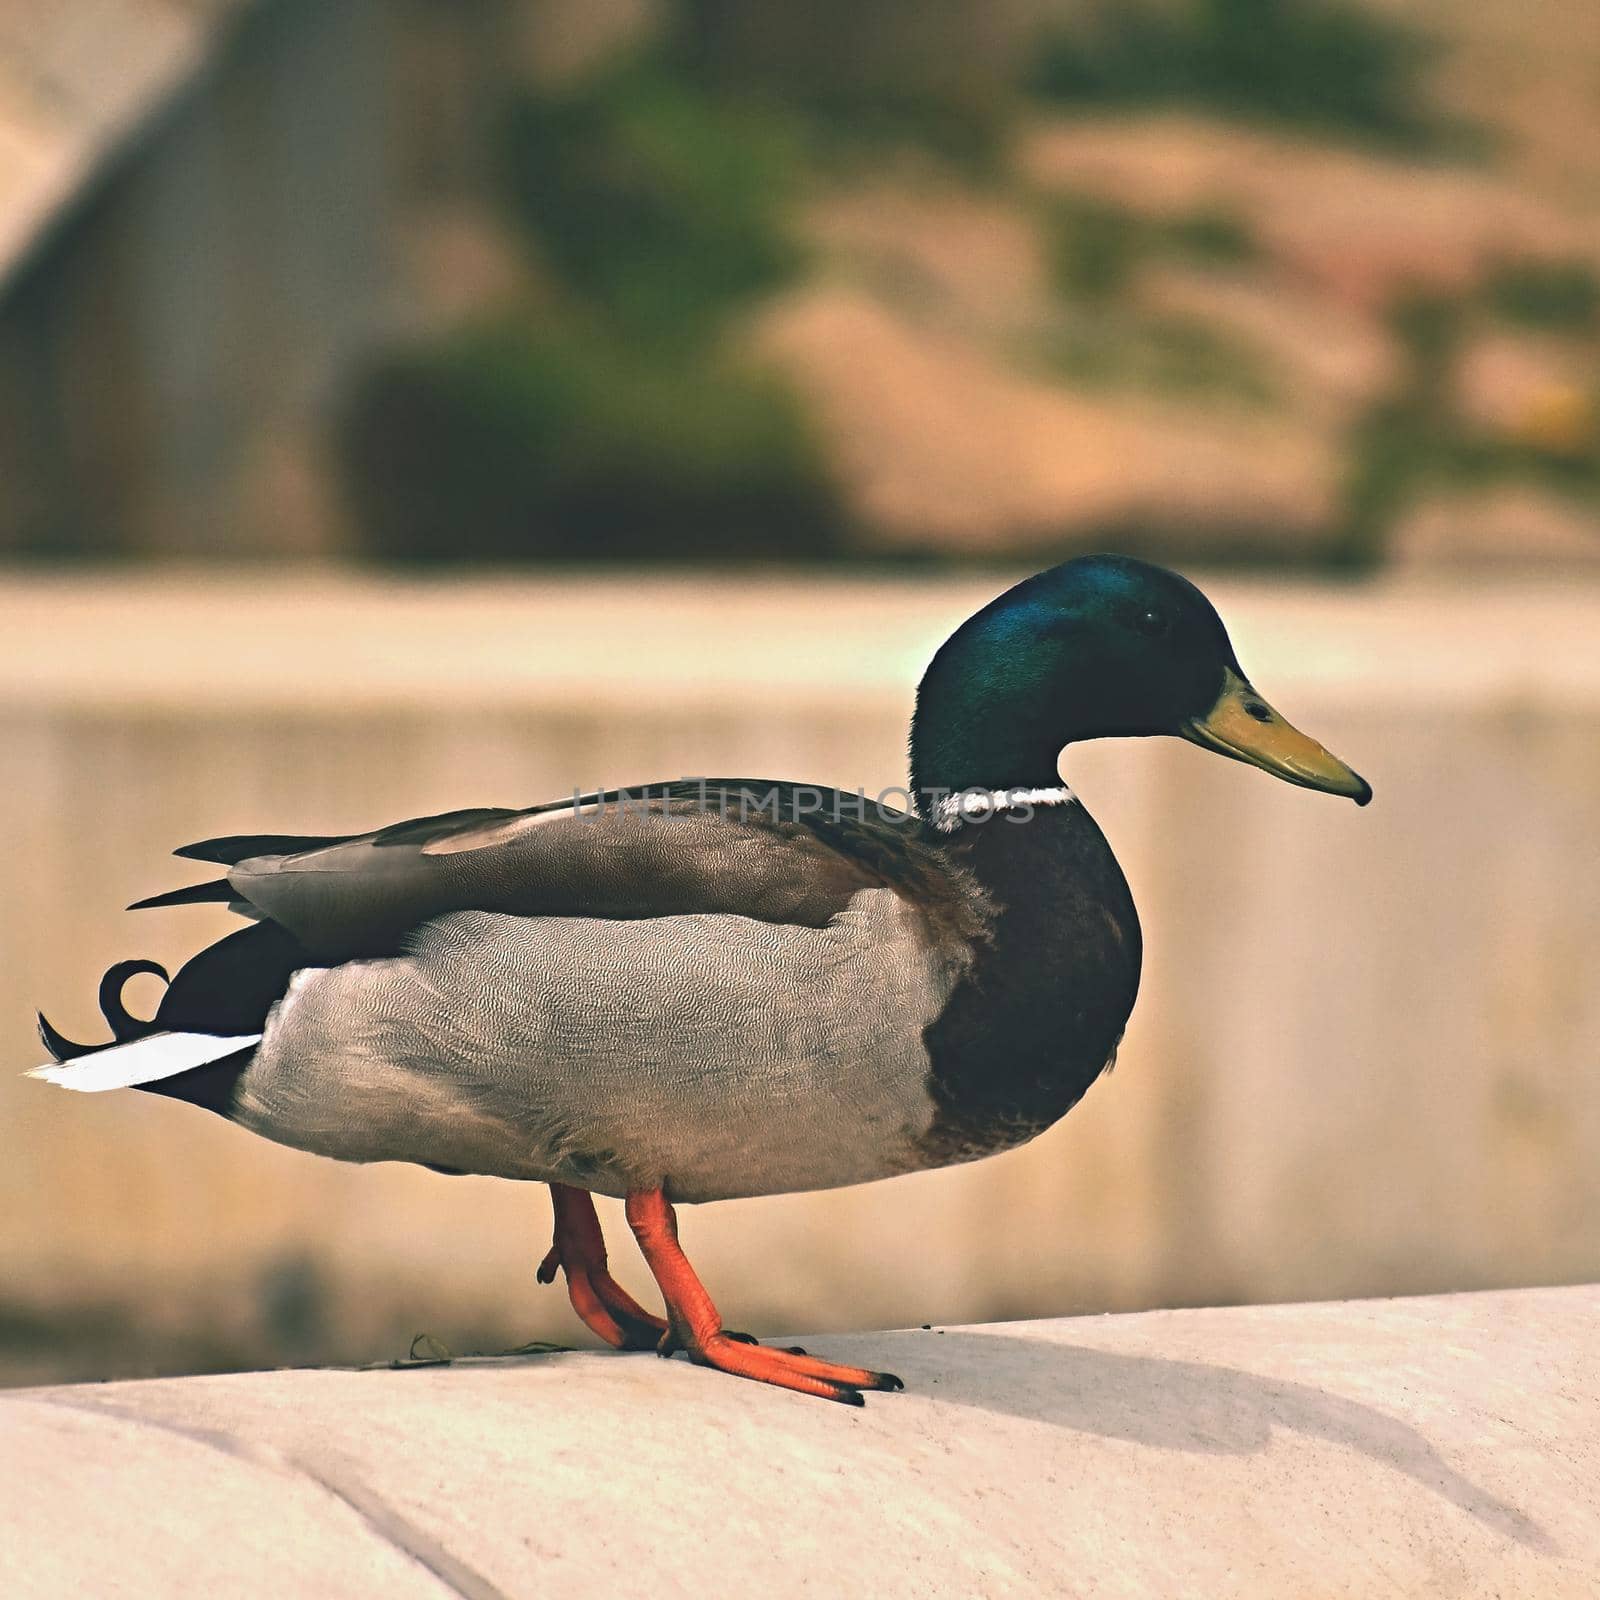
[37, 1012, 92, 1063]
[37, 927, 302, 1120]
[98, 959, 170, 1041]
[37, 958, 171, 1062]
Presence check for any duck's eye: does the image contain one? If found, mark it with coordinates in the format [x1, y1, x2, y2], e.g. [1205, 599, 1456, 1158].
[1133, 608, 1169, 638]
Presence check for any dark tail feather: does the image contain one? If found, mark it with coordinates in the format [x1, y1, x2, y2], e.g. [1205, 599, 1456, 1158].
[37, 1012, 95, 1063]
[98, 958, 170, 1041]
[38, 957, 173, 1062]
[36, 927, 302, 1120]
[129, 879, 236, 911]
[154, 921, 306, 1034]
[174, 833, 344, 865]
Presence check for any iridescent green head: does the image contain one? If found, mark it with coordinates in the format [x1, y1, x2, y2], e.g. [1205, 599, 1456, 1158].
[911, 554, 1371, 811]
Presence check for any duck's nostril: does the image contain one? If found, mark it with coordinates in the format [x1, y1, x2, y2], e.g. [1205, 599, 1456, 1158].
[1244, 702, 1273, 723]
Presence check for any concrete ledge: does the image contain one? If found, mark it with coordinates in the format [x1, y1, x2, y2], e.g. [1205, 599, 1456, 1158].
[3, 1286, 1595, 1597]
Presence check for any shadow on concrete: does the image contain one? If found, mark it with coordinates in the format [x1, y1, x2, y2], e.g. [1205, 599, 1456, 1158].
[899, 1332, 1554, 1554]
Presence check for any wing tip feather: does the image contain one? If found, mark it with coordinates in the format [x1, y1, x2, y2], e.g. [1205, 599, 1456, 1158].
[174, 833, 346, 865]
[128, 880, 236, 912]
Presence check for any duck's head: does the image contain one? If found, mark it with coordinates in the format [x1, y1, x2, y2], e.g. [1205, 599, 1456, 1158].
[911, 553, 1371, 812]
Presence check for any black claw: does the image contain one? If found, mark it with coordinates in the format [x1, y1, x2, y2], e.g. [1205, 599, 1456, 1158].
[723, 1329, 759, 1345]
[782, 1346, 808, 1356]
[834, 1388, 866, 1408]
[875, 1372, 905, 1392]
[535, 1260, 557, 1285]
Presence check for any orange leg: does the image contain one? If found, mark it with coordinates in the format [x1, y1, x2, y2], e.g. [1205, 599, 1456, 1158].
[538, 1183, 667, 1351]
[624, 1187, 903, 1406]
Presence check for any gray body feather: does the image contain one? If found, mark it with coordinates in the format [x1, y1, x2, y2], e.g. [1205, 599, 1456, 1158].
[236, 887, 969, 1201]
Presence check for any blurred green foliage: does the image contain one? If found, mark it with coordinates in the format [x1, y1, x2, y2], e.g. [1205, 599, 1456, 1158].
[677, 0, 1015, 170]
[1340, 290, 1464, 565]
[1036, 193, 1272, 407]
[1340, 278, 1600, 565]
[341, 5, 1033, 563]
[1033, 309, 1275, 406]
[1164, 208, 1260, 267]
[1484, 259, 1600, 333]
[344, 43, 852, 562]
[335, 0, 1581, 571]
[342, 322, 841, 562]
[1045, 196, 1258, 301]
[1029, 0, 1449, 149]
[1045, 197, 1142, 301]
[499, 65, 806, 346]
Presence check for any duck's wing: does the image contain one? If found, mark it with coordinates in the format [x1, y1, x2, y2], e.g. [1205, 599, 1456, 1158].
[138, 781, 987, 959]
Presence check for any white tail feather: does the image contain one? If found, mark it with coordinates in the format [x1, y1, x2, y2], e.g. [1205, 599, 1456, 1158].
[30, 1031, 262, 1092]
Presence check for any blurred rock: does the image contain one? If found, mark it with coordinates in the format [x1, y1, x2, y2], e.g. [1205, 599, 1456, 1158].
[1455, 332, 1598, 454]
[755, 284, 1338, 554]
[1398, 0, 1600, 206]
[514, 0, 664, 87]
[232, 427, 352, 563]
[1021, 113, 1600, 311]
[1393, 484, 1600, 568]
[1138, 264, 1397, 421]
[804, 181, 1049, 340]
[397, 202, 536, 329]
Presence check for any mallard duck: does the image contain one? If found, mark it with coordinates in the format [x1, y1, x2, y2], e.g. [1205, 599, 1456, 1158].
[34, 555, 1369, 1404]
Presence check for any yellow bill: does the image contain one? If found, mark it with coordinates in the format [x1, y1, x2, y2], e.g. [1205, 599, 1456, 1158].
[1182, 668, 1372, 805]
